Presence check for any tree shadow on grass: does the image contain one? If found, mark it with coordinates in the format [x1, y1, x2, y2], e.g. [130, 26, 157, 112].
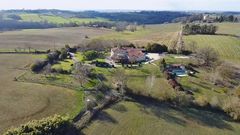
[136, 101, 187, 127]
[95, 111, 118, 124]
[191, 81, 212, 90]
[130, 94, 234, 131]
[110, 103, 128, 113]
[176, 107, 234, 130]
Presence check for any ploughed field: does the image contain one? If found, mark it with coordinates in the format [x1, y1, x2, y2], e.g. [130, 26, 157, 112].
[0, 54, 83, 134]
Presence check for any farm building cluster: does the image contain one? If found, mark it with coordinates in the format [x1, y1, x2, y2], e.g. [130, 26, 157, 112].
[110, 47, 146, 63]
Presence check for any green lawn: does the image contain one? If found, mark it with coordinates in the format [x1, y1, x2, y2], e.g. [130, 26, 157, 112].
[93, 61, 175, 100]
[178, 70, 228, 100]
[52, 59, 73, 71]
[83, 101, 240, 135]
[19, 13, 109, 24]
[184, 35, 240, 62]
[162, 55, 230, 101]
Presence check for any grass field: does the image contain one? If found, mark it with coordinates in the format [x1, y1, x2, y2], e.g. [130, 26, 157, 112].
[52, 59, 74, 71]
[98, 23, 181, 47]
[215, 23, 240, 36]
[0, 27, 112, 50]
[0, 23, 181, 52]
[184, 35, 240, 62]
[0, 54, 84, 134]
[83, 101, 240, 135]
[19, 13, 109, 24]
[93, 61, 175, 100]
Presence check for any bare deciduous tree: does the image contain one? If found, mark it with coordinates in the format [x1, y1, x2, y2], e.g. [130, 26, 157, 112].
[115, 22, 128, 32]
[188, 41, 198, 53]
[128, 23, 137, 32]
[73, 62, 91, 87]
[146, 74, 156, 94]
[195, 47, 219, 67]
[43, 64, 52, 77]
[112, 68, 128, 95]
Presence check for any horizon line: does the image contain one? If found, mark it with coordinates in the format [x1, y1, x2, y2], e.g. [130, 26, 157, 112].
[1, 9, 240, 13]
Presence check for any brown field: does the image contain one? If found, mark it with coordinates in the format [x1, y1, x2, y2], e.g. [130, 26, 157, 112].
[98, 23, 181, 47]
[0, 24, 181, 52]
[0, 27, 112, 51]
[0, 54, 83, 134]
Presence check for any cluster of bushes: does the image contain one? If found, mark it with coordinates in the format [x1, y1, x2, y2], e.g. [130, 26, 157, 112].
[183, 24, 217, 35]
[31, 45, 75, 73]
[163, 71, 185, 92]
[209, 63, 240, 88]
[215, 15, 239, 23]
[0, 20, 57, 31]
[30, 60, 48, 72]
[223, 96, 240, 120]
[4, 115, 77, 135]
[82, 50, 104, 61]
[145, 43, 168, 53]
[81, 21, 115, 29]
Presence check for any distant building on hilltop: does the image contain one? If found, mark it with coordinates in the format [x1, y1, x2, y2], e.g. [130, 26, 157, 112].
[203, 15, 216, 23]
[110, 47, 146, 63]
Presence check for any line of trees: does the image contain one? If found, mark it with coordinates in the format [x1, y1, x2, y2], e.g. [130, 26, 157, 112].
[0, 20, 57, 31]
[215, 15, 239, 23]
[145, 43, 168, 53]
[183, 24, 217, 35]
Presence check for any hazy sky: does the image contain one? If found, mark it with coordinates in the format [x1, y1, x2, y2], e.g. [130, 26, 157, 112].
[0, 0, 239, 11]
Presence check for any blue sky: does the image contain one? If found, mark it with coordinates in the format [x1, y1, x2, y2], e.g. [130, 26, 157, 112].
[0, 0, 239, 11]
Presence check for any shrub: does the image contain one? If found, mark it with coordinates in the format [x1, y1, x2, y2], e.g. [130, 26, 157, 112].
[223, 96, 240, 121]
[173, 91, 193, 106]
[4, 115, 76, 135]
[235, 87, 240, 97]
[195, 47, 219, 67]
[194, 95, 209, 107]
[83, 50, 103, 61]
[31, 60, 48, 72]
[168, 79, 179, 89]
[209, 96, 220, 109]
[52, 67, 71, 74]
[46, 50, 61, 64]
[145, 43, 168, 53]
[59, 48, 68, 60]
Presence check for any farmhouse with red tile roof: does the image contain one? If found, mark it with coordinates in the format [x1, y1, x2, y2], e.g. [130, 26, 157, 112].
[110, 47, 146, 63]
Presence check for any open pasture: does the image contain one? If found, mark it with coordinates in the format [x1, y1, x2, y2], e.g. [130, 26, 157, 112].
[0, 23, 181, 52]
[83, 101, 240, 135]
[0, 54, 83, 134]
[19, 13, 109, 24]
[97, 23, 181, 47]
[184, 35, 240, 62]
[0, 27, 112, 51]
[215, 23, 240, 36]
